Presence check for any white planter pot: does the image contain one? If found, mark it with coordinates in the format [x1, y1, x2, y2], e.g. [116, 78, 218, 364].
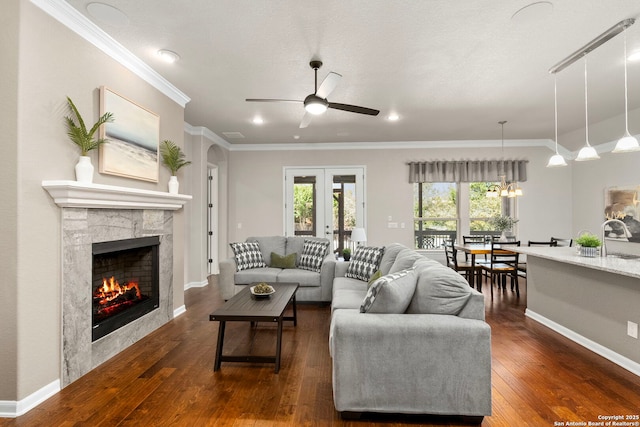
[168, 175, 179, 194]
[75, 156, 94, 183]
[579, 246, 598, 257]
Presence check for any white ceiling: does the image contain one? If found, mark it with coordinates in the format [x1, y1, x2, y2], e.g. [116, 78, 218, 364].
[64, 0, 640, 150]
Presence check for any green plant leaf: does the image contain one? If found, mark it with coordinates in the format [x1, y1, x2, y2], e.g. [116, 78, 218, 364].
[160, 140, 191, 175]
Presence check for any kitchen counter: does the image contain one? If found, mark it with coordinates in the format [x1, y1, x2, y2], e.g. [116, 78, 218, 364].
[517, 246, 640, 376]
[514, 246, 640, 279]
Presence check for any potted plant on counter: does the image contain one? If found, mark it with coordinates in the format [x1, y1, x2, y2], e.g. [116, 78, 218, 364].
[160, 140, 191, 194]
[575, 233, 601, 257]
[65, 96, 114, 183]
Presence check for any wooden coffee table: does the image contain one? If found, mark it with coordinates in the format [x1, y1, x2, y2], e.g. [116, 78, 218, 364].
[209, 282, 299, 373]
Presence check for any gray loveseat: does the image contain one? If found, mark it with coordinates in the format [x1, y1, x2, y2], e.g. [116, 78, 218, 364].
[219, 236, 336, 302]
[330, 243, 492, 422]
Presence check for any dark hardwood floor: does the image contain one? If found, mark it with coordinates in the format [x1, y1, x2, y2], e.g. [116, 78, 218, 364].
[2, 276, 639, 426]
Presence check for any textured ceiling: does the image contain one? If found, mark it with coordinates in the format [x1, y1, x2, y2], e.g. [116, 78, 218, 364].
[64, 0, 640, 150]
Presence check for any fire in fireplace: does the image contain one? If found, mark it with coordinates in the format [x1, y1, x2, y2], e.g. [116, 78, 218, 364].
[92, 236, 160, 341]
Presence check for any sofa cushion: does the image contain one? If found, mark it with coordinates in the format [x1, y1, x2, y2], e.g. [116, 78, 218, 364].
[286, 236, 327, 265]
[271, 252, 297, 269]
[360, 268, 417, 313]
[230, 242, 267, 271]
[277, 268, 320, 287]
[299, 239, 330, 272]
[234, 267, 281, 284]
[377, 243, 408, 275]
[388, 248, 424, 274]
[345, 246, 385, 281]
[247, 236, 286, 266]
[405, 261, 472, 315]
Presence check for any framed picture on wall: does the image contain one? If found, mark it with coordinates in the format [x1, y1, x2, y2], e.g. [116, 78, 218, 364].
[604, 185, 640, 242]
[99, 86, 160, 182]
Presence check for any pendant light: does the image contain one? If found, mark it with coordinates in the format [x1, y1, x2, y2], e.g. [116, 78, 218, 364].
[486, 121, 523, 198]
[575, 57, 600, 161]
[613, 28, 640, 153]
[547, 74, 568, 167]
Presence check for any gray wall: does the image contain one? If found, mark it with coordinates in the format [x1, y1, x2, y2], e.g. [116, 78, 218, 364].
[224, 145, 573, 257]
[1, 2, 187, 402]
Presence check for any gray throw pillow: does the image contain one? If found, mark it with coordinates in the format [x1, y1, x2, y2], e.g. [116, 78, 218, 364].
[230, 242, 266, 271]
[360, 268, 417, 313]
[406, 261, 472, 315]
[345, 246, 385, 281]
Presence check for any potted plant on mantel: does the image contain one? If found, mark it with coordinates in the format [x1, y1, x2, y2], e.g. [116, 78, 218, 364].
[575, 233, 602, 257]
[490, 215, 519, 241]
[159, 140, 191, 194]
[64, 96, 114, 183]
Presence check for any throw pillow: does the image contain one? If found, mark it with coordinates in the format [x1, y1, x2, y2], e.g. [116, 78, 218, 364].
[230, 242, 266, 271]
[345, 246, 385, 282]
[360, 268, 417, 313]
[298, 239, 330, 272]
[405, 261, 472, 315]
[271, 252, 297, 269]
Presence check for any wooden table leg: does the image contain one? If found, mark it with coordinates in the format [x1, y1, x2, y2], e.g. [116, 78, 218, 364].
[292, 294, 297, 326]
[275, 318, 283, 373]
[214, 321, 226, 371]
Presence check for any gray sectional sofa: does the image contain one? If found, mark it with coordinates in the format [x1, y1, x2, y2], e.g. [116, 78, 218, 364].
[219, 236, 336, 302]
[330, 243, 492, 422]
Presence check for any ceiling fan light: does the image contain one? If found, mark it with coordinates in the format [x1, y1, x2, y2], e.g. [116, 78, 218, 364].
[575, 145, 600, 161]
[304, 101, 328, 115]
[547, 153, 568, 167]
[612, 134, 640, 153]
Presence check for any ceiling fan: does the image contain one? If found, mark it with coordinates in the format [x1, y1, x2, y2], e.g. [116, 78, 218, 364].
[246, 60, 380, 128]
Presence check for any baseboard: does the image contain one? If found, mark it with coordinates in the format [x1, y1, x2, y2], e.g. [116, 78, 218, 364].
[173, 305, 186, 318]
[184, 279, 208, 291]
[525, 309, 640, 377]
[0, 379, 60, 418]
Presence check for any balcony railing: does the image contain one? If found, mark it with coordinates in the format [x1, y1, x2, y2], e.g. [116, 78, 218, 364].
[414, 229, 501, 249]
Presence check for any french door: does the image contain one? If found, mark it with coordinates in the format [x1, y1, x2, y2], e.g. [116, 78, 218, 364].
[284, 167, 365, 254]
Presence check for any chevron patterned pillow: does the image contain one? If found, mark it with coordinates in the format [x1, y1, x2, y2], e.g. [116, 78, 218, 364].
[230, 242, 266, 271]
[345, 246, 385, 281]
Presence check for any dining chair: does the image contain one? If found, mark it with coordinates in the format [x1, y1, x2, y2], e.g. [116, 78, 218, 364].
[551, 237, 573, 247]
[444, 240, 482, 290]
[518, 240, 557, 279]
[481, 241, 520, 298]
[462, 235, 488, 262]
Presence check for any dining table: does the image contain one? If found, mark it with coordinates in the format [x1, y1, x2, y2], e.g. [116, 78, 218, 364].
[454, 243, 493, 289]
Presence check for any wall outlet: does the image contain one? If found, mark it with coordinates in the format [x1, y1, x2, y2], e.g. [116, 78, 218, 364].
[237, 222, 242, 229]
[388, 222, 398, 229]
[628, 321, 638, 339]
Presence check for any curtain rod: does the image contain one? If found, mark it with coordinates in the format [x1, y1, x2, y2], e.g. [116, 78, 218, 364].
[548, 18, 635, 74]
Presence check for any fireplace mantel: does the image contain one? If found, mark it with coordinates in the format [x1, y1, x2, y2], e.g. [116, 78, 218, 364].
[42, 180, 191, 210]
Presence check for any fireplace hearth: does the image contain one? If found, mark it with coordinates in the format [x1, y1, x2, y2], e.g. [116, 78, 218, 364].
[92, 236, 160, 341]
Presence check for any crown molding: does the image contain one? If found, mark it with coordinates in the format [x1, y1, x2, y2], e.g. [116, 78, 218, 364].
[31, 0, 190, 107]
[184, 123, 232, 150]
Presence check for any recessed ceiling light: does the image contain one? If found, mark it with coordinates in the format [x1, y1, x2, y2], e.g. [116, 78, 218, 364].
[628, 50, 640, 62]
[387, 114, 400, 121]
[252, 117, 264, 125]
[157, 49, 180, 63]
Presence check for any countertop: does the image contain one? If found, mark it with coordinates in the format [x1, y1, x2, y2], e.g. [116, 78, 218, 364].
[514, 246, 640, 280]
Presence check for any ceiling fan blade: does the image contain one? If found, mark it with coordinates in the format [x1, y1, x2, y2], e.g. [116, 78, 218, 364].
[315, 72, 342, 99]
[245, 98, 302, 103]
[299, 111, 313, 128]
[328, 103, 380, 116]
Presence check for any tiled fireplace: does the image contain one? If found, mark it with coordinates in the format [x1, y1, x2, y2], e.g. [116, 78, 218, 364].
[42, 181, 190, 387]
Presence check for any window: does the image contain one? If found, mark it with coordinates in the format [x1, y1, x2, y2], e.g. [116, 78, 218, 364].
[414, 182, 506, 249]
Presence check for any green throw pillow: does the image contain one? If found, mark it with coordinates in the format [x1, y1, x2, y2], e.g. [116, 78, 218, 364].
[271, 252, 297, 269]
[367, 270, 382, 288]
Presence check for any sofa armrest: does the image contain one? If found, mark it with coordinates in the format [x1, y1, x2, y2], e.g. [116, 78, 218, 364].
[218, 257, 237, 301]
[319, 254, 337, 301]
[330, 311, 492, 416]
[335, 261, 350, 277]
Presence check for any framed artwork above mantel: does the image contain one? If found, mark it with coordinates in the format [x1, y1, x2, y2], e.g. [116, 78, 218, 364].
[99, 86, 160, 182]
